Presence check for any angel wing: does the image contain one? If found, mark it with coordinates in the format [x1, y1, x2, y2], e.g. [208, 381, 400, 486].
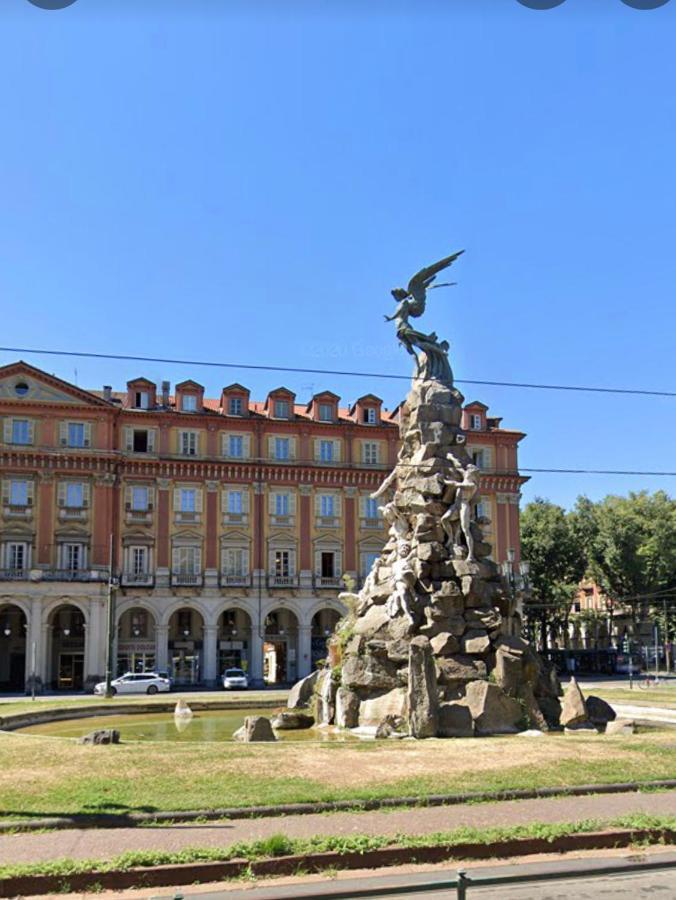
[406, 250, 465, 314]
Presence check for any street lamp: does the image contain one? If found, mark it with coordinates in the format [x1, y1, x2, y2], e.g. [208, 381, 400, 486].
[501, 555, 530, 640]
[3, 626, 10, 637]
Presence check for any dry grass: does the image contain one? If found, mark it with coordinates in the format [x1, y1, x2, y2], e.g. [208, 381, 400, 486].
[1, 728, 674, 821]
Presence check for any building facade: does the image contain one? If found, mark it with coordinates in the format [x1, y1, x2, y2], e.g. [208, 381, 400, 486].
[0, 361, 528, 691]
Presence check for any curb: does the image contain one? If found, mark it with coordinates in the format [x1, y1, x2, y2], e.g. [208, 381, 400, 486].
[1, 827, 674, 897]
[2, 779, 675, 833]
[0, 698, 283, 732]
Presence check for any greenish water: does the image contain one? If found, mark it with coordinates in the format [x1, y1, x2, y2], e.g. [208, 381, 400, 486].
[18, 709, 357, 742]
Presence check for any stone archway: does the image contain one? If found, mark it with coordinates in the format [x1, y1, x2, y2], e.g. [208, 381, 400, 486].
[48, 604, 86, 691]
[0, 604, 27, 692]
[310, 608, 342, 669]
[263, 607, 299, 685]
[217, 608, 253, 678]
[117, 606, 158, 676]
[167, 607, 205, 686]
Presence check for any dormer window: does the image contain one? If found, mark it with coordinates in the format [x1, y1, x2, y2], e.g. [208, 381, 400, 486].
[319, 403, 334, 423]
[274, 400, 290, 419]
[182, 395, 197, 412]
[134, 391, 149, 410]
[229, 397, 243, 416]
[470, 414, 482, 430]
[363, 408, 377, 425]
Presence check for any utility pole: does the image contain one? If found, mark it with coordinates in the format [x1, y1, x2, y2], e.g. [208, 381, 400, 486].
[104, 534, 117, 699]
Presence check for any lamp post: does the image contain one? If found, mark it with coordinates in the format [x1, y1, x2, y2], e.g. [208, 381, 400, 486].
[104, 535, 119, 699]
[501, 550, 530, 641]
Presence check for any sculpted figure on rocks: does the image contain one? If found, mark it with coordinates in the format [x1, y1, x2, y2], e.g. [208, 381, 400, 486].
[441, 463, 480, 562]
[388, 540, 417, 622]
[286, 250, 562, 740]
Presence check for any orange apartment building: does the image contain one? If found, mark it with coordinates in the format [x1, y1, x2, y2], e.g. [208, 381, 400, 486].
[0, 361, 528, 691]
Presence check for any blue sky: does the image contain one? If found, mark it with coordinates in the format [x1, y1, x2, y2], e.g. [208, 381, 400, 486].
[1, 0, 675, 509]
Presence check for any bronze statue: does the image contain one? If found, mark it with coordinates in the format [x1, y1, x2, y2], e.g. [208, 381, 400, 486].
[387, 251, 464, 384]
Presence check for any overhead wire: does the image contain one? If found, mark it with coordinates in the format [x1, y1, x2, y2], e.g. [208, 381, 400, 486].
[1, 345, 675, 398]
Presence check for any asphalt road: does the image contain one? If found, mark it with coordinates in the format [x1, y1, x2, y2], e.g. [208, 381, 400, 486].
[151, 853, 676, 899]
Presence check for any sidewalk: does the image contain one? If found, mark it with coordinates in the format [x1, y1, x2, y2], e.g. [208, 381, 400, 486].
[0, 790, 674, 866]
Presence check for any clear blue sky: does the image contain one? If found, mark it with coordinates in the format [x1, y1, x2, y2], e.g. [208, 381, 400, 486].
[1, 0, 675, 510]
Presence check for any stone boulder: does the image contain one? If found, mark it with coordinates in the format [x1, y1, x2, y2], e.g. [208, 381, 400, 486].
[437, 702, 474, 737]
[375, 715, 407, 739]
[586, 695, 616, 728]
[465, 682, 523, 735]
[271, 711, 314, 730]
[407, 636, 438, 738]
[436, 656, 487, 685]
[234, 716, 277, 742]
[78, 729, 120, 745]
[560, 677, 589, 728]
[335, 686, 360, 728]
[359, 687, 407, 726]
[605, 718, 635, 735]
[342, 654, 398, 692]
[287, 670, 320, 709]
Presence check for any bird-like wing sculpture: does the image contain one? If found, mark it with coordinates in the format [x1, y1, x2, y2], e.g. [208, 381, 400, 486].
[405, 250, 465, 316]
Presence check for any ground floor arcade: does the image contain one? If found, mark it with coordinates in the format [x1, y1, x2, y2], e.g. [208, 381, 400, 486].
[0, 589, 344, 692]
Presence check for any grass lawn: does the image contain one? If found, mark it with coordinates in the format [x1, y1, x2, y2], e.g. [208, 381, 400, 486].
[1, 727, 674, 823]
[589, 687, 676, 711]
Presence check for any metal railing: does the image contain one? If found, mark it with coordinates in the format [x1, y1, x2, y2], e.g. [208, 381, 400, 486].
[121, 572, 155, 587]
[0, 568, 28, 581]
[219, 574, 251, 587]
[171, 572, 203, 587]
[42, 569, 95, 582]
[267, 574, 297, 588]
[314, 575, 342, 589]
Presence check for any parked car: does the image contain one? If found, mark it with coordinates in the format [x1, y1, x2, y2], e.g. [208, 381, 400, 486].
[93, 672, 172, 696]
[222, 668, 249, 690]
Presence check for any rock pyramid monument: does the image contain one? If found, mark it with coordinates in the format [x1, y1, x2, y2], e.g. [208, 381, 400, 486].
[310, 251, 561, 737]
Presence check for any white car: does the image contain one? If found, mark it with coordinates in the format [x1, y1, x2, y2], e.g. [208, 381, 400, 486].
[93, 672, 172, 696]
[222, 668, 249, 690]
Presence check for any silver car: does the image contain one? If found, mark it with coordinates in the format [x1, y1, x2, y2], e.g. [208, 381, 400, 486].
[222, 668, 249, 690]
[93, 672, 172, 696]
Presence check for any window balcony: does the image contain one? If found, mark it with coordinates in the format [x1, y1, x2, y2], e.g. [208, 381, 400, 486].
[171, 572, 203, 587]
[0, 568, 28, 581]
[42, 569, 93, 582]
[270, 514, 294, 527]
[314, 575, 342, 589]
[267, 574, 298, 588]
[360, 517, 384, 530]
[125, 508, 153, 525]
[59, 507, 88, 521]
[2, 504, 33, 520]
[223, 513, 248, 525]
[219, 573, 251, 587]
[121, 572, 155, 587]
[175, 511, 201, 524]
[316, 516, 340, 529]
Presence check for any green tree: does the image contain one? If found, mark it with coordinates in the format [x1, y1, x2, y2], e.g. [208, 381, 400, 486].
[571, 491, 676, 644]
[520, 498, 587, 650]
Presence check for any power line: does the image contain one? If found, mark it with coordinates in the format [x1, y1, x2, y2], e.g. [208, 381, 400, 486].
[521, 468, 676, 477]
[1, 345, 675, 398]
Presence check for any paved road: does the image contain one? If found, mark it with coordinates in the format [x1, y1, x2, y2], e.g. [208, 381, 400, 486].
[1, 790, 674, 865]
[148, 853, 676, 899]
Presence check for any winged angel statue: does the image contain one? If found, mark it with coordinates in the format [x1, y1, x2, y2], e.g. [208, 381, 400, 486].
[386, 251, 464, 384]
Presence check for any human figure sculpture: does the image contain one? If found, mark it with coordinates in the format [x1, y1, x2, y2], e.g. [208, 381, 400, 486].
[441, 464, 480, 562]
[386, 251, 464, 383]
[387, 540, 417, 622]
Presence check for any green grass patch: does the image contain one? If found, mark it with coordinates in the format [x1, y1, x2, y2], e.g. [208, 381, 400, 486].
[1, 728, 676, 822]
[0, 814, 674, 882]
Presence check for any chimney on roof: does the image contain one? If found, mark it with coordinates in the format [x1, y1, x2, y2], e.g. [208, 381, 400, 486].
[103, 385, 112, 402]
[161, 380, 170, 407]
